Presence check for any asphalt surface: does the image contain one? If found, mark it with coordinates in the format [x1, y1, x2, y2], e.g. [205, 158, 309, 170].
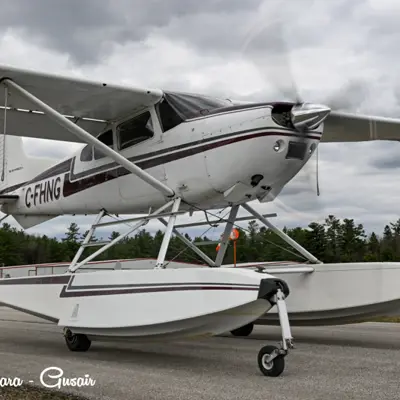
[0, 307, 399, 400]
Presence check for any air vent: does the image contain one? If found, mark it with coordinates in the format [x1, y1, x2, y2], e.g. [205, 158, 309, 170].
[286, 141, 307, 160]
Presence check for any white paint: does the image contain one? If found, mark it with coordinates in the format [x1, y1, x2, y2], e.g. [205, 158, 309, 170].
[0, 267, 274, 339]
[3, 259, 400, 328]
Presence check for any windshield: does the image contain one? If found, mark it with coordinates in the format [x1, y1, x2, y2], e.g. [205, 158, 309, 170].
[163, 91, 232, 120]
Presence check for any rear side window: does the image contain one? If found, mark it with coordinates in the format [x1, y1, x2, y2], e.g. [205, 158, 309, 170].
[80, 144, 93, 162]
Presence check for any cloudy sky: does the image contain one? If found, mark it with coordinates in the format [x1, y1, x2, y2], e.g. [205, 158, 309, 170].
[0, 0, 400, 245]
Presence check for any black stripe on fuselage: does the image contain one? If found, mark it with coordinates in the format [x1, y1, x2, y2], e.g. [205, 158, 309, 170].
[63, 129, 321, 197]
[69, 125, 315, 181]
[0, 273, 259, 289]
[62, 274, 259, 297]
[0, 274, 259, 298]
[67, 282, 259, 290]
[0, 275, 71, 285]
[33, 158, 72, 183]
[0, 126, 321, 197]
[59, 284, 259, 298]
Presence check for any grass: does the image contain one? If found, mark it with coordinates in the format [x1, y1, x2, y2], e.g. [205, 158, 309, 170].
[0, 384, 89, 400]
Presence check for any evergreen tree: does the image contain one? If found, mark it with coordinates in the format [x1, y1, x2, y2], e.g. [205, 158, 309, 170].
[61, 223, 81, 261]
[325, 215, 341, 262]
[305, 222, 326, 261]
[365, 232, 380, 261]
[381, 225, 394, 261]
[339, 219, 366, 262]
[0, 215, 398, 268]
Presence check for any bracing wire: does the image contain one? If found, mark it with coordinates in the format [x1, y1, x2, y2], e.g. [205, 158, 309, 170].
[1, 86, 8, 182]
[180, 199, 309, 262]
[102, 200, 308, 266]
[316, 146, 320, 196]
[162, 208, 231, 268]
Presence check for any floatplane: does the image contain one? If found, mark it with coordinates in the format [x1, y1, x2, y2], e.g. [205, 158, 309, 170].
[0, 64, 400, 378]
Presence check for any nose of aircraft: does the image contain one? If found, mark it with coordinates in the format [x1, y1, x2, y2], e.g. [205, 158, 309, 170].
[290, 103, 331, 131]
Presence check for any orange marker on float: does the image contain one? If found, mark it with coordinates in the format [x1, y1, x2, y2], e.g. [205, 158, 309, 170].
[216, 228, 240, 267]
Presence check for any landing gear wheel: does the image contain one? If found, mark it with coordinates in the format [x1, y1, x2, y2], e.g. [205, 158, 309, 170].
[230, 323, 254, 337]
[257, 345, 285, 377]
[64, 329, 91, 352]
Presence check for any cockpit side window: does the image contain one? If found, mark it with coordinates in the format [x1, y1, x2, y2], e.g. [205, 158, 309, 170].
[93, 129, 113, 160]
[80, 144, 93, 162]
[117, 111, 154, 150]
[156, 98, 184, 132]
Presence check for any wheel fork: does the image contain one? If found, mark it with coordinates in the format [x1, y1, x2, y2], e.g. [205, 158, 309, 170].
[258, 288, 295, 376]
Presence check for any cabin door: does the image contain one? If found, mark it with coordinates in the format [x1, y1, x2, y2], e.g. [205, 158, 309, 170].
[115, 109, 167, 203]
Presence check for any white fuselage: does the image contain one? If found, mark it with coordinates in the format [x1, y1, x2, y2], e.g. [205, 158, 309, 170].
[3, 104, 322, 216]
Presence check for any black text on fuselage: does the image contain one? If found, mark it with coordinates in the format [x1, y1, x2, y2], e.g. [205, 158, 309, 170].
[25, 177, 62, 208]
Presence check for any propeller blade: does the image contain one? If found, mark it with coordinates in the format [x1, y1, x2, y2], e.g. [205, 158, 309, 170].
[239, 1, 330, 197]
[240, 14, 302, 104]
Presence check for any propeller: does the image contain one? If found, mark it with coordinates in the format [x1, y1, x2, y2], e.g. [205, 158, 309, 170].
[240, 17, 320, 197]
[239, 8, 361, 198]
[240, 15, 303, 105]
[237, 0, 374, 222]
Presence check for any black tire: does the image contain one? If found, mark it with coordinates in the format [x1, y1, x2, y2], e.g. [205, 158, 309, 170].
[65, 332, 91, 352]
[230, 323, 254, 337]
[257, 345, 285, 377]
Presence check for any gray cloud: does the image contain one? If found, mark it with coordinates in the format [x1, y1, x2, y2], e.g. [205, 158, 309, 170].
[2, 0, 400, 115]
[0, 0, 119, 64]
[0, 0, 262, 64]
[367, 141, 400, 170]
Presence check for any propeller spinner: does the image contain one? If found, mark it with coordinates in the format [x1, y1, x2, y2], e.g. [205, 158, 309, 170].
[290, 103, 331, 131]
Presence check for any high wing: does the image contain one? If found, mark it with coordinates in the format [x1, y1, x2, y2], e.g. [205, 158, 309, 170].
[1, 64, 398, 145]
[0, 64, 163, 143]
[321, 111, 400, 143]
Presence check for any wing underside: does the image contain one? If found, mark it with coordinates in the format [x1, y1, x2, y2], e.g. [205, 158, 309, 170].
[0, 65, 164, 143]
[0, 108, 107, 143]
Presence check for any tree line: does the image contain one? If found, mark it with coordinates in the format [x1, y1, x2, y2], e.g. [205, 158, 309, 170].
[0, 215, 400, 267]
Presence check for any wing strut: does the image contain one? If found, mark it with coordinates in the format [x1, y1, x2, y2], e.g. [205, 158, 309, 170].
[158, 217, 217, 267]
[67, 199, 179, 273]
[215, 205, 240, 267]
[1, 78, 175, 198]
[242, 203, 322, 264]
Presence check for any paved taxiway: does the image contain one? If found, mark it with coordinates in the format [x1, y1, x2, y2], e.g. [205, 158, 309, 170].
[0, 307, 399, 400]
